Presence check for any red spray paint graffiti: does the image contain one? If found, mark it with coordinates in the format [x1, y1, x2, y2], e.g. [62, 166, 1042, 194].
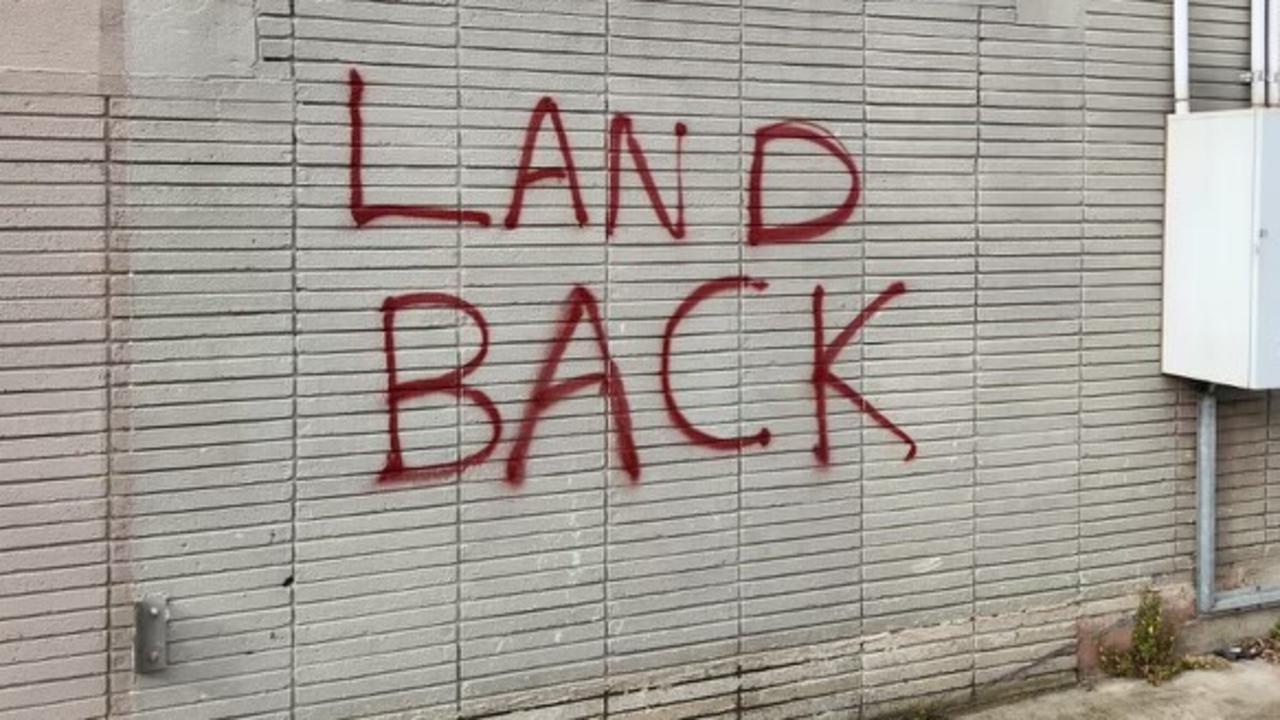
[375, 281, 914, 484]
[379, 293, 501, 483]
[348, 69, 492, 228]
[506, 285, 639, 487]
[607, 114, 687, 240]
[811, 281, 916, 464]
[504, 96, 589, 230]
[747, 119, 861, 246]
[349, 67, 917, 485]
[660, 276, 771, 451]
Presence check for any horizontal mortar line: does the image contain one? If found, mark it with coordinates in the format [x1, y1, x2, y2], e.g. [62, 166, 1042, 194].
[0, 569, 109, 588]
[299, 73, 867, 91]
[293, 609, 460, 637]
[292, 18, 465, 32]
[0, 644, 107, 667]
[109, 139, 293, 148]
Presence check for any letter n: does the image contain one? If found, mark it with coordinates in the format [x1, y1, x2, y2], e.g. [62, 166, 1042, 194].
[607, 113, 687, 239]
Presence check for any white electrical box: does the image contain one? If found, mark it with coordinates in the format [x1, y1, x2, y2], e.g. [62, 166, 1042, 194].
[1162, 108, 1280, 389]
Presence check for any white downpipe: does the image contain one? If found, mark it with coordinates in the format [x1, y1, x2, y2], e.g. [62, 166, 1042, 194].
[1268, 0, 1280, 105]
[1175, 0, 1191, 113]
[1254, 0, 1269, 105]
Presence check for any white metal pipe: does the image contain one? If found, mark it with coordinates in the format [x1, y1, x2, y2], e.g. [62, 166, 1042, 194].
[1268, 0, 1280, 105]
[1253, 0, 1269, 106]
[1196, 385, 1216, 614]
[1175, 0, 1191, 114]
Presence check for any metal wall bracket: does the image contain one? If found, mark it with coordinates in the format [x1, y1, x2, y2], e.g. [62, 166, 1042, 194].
[134, 595, 169, 674]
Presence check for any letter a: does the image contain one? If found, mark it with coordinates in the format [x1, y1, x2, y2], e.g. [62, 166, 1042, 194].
[506, 286, 639, 486]
[504, 96, 589, 230]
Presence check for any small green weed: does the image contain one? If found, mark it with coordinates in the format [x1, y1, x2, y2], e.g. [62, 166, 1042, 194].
[1098, 588, 1184, 685]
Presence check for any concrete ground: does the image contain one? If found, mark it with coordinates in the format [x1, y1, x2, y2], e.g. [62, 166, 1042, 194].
[954, 661, 1280, 720]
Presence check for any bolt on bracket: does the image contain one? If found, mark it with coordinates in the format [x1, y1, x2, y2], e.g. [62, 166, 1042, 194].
[134, 595, 169, 674]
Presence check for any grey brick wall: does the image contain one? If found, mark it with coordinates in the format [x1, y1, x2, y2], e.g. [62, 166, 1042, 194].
[1, 0, 1277, 718]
